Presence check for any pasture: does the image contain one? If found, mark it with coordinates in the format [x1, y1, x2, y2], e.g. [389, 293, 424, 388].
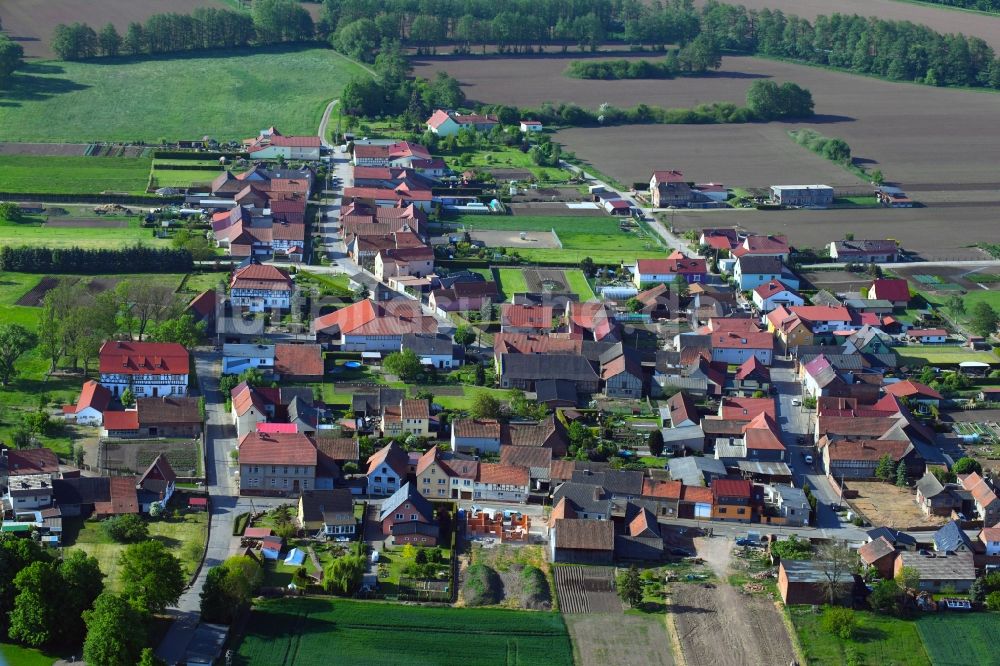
[789, 606, 930, 666]
[234, 597, 573, 666]
[916, 611, 1000, 666]
[0, 0, 229, 58]
[0, 155, 152, 194]
[0, 48, 368, 143]
[0, 216, 169, 249]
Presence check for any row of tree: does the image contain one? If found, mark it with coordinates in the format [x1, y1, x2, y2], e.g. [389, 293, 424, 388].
[910, 0, 1000, 11]
[565, 34, 722, 79]
[51, 0, 313, 60]
[0, 19, 24, 88]
[0, 245, 193, 274]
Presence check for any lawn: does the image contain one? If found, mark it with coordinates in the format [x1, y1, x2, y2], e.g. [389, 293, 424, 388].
[898, 345, 999, 366]
[443, 146, 573, 183]
[564, 269, 596, 300]
[916, 613, 1000, 666]
[496, 268, 528, 298]
[0, 47, 370, 142]
[235, 597, 573, 666]
[0, 217, 170, 249]
[789, 607, 931, 666]
[0, 642, 63, 666]
[62, 511, 208, 591]
[431, 386, 510, 411]
[149, 168, 220, 189]
[515, 247, 665, 264]
[452, 215, 623, 234]
[0, 155, 152, 194]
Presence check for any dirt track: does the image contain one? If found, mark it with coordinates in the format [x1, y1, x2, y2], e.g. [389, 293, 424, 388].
[671, 537, 796, 666]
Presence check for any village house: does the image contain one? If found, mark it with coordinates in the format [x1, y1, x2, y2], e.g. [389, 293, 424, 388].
[426, 109, 499, 136]
[52, 476, 140, 518]
[415, 446, 460, 500]
[519, 120, 543, 132]
[428, 281, 499, 314]
[601, 348, 644, 399]
[475, 463, 530, 503]
[348, 229, 426, 267]
[366, 440, 409, 496]
[5, 475, 53, 511]
[379, 482, 438, 546]
[822, 439, 917, 480]
[702, 318, 775, 366]
[63, 380, 112, 426]
[342, 185, 433, 212]
[800, 355, 846, 398]
[770, 184, 834, 207]
[733, 255, 786, 291]
[752, 280, 804, 313]
[829, 239, 900, 263]
[229, 262, 294, 312]
[500, 304, 553, 334]
[633, 254, 706, 287]
[380, 399, 430, 438]
[980, 524, 1000, 557]
[500, 446, 553, 492]
[313, 300, 438, 352]
[884, 380, 942, 411]
[498, 353, 601, 393]
[238, 431, 317, 496]
[222, 344, 275, 375]
[908, 328, 949, 344]
[245, 127, 321, 160]
[915, 472, 965, 517]
[297, 489, 356, 538]
[732, 234, 790, 261]
[763, 484, 809, 526]
[732, 356, 771, 395]
[867, 279, 911, 309]
[102, 397, 202, 440]
[711, 479, 756, 522]
[550, 518, 615, 564]
[401, 333, 464, 370]
[273, 344, 324, 382]
[1, 448, 59, 489]
[648, 171, 693, 208]
[959, 472, 1000, 524]
[98, 341, 189, 399]
[374, 246, 435, 282]
[136, 454, 176, 513]
[567, 301, 619, 342]
[451, 418, 502, 455]
[615, 503, 665, 561]
[859, 536, 899, 580]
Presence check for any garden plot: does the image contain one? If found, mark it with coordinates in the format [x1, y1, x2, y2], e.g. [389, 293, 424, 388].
[14, 276, 74, 307]
[554, 566, 622, 614]
[98, 438, 202, 478]
[847, 481, 949, 530]
[469, 229, 561, 249]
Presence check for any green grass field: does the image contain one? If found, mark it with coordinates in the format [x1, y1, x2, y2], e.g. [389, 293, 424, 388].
[899, 346, 999, 366]
[564, 269, 596, 299]
[496, 268, 529, 298]
[0, 642, 62, 666]
[789, 607, 930, 666]
[0, 217, 170, 249]
[235, 597, 573, 666]
[431, 386, 510, 411]
[0, 47, 369, 143]
[62, 512, 208, 591]
[453, 215, 619, 234]
[443, 146, 573, 183]
[149, 169, 219, 189]
[916, 613, 1000, 666]
[0, 155, 152, 194]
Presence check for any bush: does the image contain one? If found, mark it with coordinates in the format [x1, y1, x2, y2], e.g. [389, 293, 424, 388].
[462, 563, 502, 606]
[986, 591, 1000, 611]
[821, 606, 858, 639]
[232, 513, 250, 536]
[520, 565, 551, 610]
[102, 514, 149, 543]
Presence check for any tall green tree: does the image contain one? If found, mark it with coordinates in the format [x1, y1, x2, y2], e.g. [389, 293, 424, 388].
[970, 301, 999, 337]
[469, 391, 502, 420]
[98, 23, 122, 57]
[383, 349, 423, 382]
[0, 323, 37, 387]
[118, 541, 185, 614]
[58, 550, 105, 645]
[8, 561, 63, 647]
[83, 593, 147, 666]
[616, 565, 643, 607]
[201, 555, 262, 624]
[0, 36, 24, 88]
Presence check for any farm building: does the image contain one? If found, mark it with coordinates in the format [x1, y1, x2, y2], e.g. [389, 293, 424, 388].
[828, 239, 899, 263]
[770, 185, 833, 207]
[894, 550, 976, 593]
[245, 127, 321, 160]
[426, 109, 499, 136]
[778, 560, 855, 605]
[519, 120, 543, 132]
[649, 171, 693, 208]
[550, 518, 615, 564]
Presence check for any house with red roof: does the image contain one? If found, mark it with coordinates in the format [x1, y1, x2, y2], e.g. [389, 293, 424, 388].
[186, 289, 217, 335]
[273, 344, 324, 382]
[751, 279, 804, 313]
[867, 279, 911, 308]
[712, 479, 756, 522]
[633, 254, 706, 287]
[98, 341, 189, 399]
[366, 440, 409, 496]
[601, 348, 644, 399]
[238, 431, 317, 496]
[343, 184, 433, 212]
[704, 318, 774, 366]
[352, 141, 432, 168]
[374, 246, 434, 282]
[245, 127, 321, 160]
[719, 397, 776, 422]
[907, 329, 949, 344]
[500, 304, 553, 334]
[884, 380, 942, 408]
[229, 261, 294, 312]
[426, 109, 499, 137]
[732, 234, 790, 261]
[566, 301, 618, 342]
[64, 380, 112, 426]
[475, 463, 530, 503]
[312, 300, 438, 351]
[732, 356, 771, 395]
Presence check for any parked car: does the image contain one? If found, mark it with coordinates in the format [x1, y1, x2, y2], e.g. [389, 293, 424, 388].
[791, 398, 802, 406]
[804, 455, 814, 465]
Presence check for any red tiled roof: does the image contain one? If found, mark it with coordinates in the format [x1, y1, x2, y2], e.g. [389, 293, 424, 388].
[826, 439, 911, 462]
[712, 478, 752, 499]
[75, 380, 112, 413]
[365, 440, 408, 477]
[274, 344, 324, 379]
[720, 397, 775, 422]
[681, 486, 714, 503]
[501, 304, 553, 329]
[102, 410, 139, 431]
[743, 413, 785, 451]
[642, 478, 682, 499]
[909, 328, 948, 337]
[6, 448, 59, 475]
[401, 399, 430, 420]
[493, 333, 582, 356]
[869, 279, 910, 303]
[859, 536, 896, 564]
[652, 170, 685, 183]
[187, 290, 217, 319]
[636, 257, 707, 275]
[230, 263, 292, 287]
[734, 356, 770, 381]
[98, 341, 189, 375]
[787, 305, 853, 323]
[267, 134, 322, 147]
[753, 279, 796, 300]
[569, 302, 615, 340]
[238, 432, 317, 466]
[478, 463, 529, 487]
[257, 422, 298, 434]
[885, 380, 942, 401]
[94, 476, 140, 516]
[454, 418, 502, 439]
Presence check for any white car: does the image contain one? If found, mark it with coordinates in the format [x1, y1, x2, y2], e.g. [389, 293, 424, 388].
[791, 398, 802, 406]
[804, 455, 814, 465]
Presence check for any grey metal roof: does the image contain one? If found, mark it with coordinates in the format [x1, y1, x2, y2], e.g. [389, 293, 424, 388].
[661, 425, 705, 447]
[933, 520, 973, 553]
[668, 456, 725, 486]
[781, 559, 854, 584]
[737, 461, 793, 477]
[552, 481, 612, 516]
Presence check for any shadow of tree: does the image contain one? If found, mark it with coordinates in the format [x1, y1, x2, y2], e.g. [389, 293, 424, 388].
[0, 65, 90, 107]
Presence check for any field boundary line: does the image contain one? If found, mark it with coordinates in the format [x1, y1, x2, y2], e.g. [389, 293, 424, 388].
[551, 228, 563, 249]
[663, 608, 686, 666]
[778, 603, 807, 666]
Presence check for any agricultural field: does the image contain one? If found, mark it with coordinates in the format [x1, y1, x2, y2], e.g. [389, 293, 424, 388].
[0, 155, 152, 194]
[99, 438, 202, 477]
[0, 0, 230, 58]
[565, 613, 674, 666]
[789, 606, 930, 666]
[554, 566, 622, 613]
[62, 511, 208, 591]
[0, 48, 368, 143]
[234, 597, 573, 666]
[916, 611, 1000, 666]
[0, 216, 170, 249]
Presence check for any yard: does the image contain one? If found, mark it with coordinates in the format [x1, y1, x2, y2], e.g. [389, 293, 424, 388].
[234, 597, 573, 666]
[442, 145, 573, 183]
[148, 168, 221, 189]
[495, 268, 529, 298]
[0, 154, 152, 194]
[428, 386, 510, 411]
[62, 510, 208, 591]
[0, 47, 369, 143]
[463, 544, 554, 610]
[846, 481, 949, 530]
[789, 606, 930, 666]
[376, 543, 452, 598]
[0, 216, 171, 249]
[915, 612, 1000, 666]
[898, 346, 999, 367]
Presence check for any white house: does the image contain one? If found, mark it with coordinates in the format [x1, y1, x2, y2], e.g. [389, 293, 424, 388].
[98, 341, 189, 399]
[751, 280, 805, 313]
[65, 380, 112, 426]
[908, 329, 949, 344]
[426, 109, 499, 136]
[473, 463, 529, 503]
[222, 344, 275, 375]
[733, 255, 784, 291]
[770, 184, 833, 207]
[519, 120, 543, 133]
[633, 255, 706, 288]
[980, 526, 1000, 557]
[401, 333, 463, 369]
[451, 418, 502, 454]
[4, 475, 54, 511]
[365, 441, 409, 496]
[246, 128, 321, 160]
[229, 262, 294, 313]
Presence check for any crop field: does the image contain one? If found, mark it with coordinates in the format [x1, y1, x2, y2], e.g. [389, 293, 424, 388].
[234, 597, 573, 666]
[0, 216, 169, 249]
[0, 0, 229, 58]
[0, 48, 368, 143]
[565, 613, 674, 666]
[0, 142, 88, 156]
[790, 606, 930, 666]
[0, 155, 152, 194]
[149, 169, 219, 189]
[916, 612, 1000, 665]
[553, 566, 622, 614]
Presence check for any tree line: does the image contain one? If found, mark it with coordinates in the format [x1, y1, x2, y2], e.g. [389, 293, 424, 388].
[0, 18, 24, 88]
[0, 246, 193, 274]
[50, 0, 313, 60]
[911, 0, 1000, 11]
[565, 34, 722, 79]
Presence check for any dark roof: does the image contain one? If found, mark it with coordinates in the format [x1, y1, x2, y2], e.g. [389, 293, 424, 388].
[137, 397, 201, 425]
[934, 520, 973, 554]
[499, 445, 553, 472]
[390, 521, 439, 537]
[299, 489, 354, 526]
[916, 472, 946, 499]
[867, 526, 917, 548]
[737, 255, 783, 275]
[137, 454, 177, 495]
[552, 481, 611, 515]
[53, 477, 110, 506]
[500, 353, 599, 382]
[5, 448, 59, 475]
[379, 482, 434, 522]
[352, 388, 406, 414]
[535, 379, 578, 405]
[553, 518, 614, 551]
[571, 469, 644, 497]
[315, 437, 359, 462]
[402, 333, 459, 357]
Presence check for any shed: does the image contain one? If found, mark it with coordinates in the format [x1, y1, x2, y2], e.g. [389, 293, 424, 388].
[778, 559, 855, 605]
[184, 623, 229, 666]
